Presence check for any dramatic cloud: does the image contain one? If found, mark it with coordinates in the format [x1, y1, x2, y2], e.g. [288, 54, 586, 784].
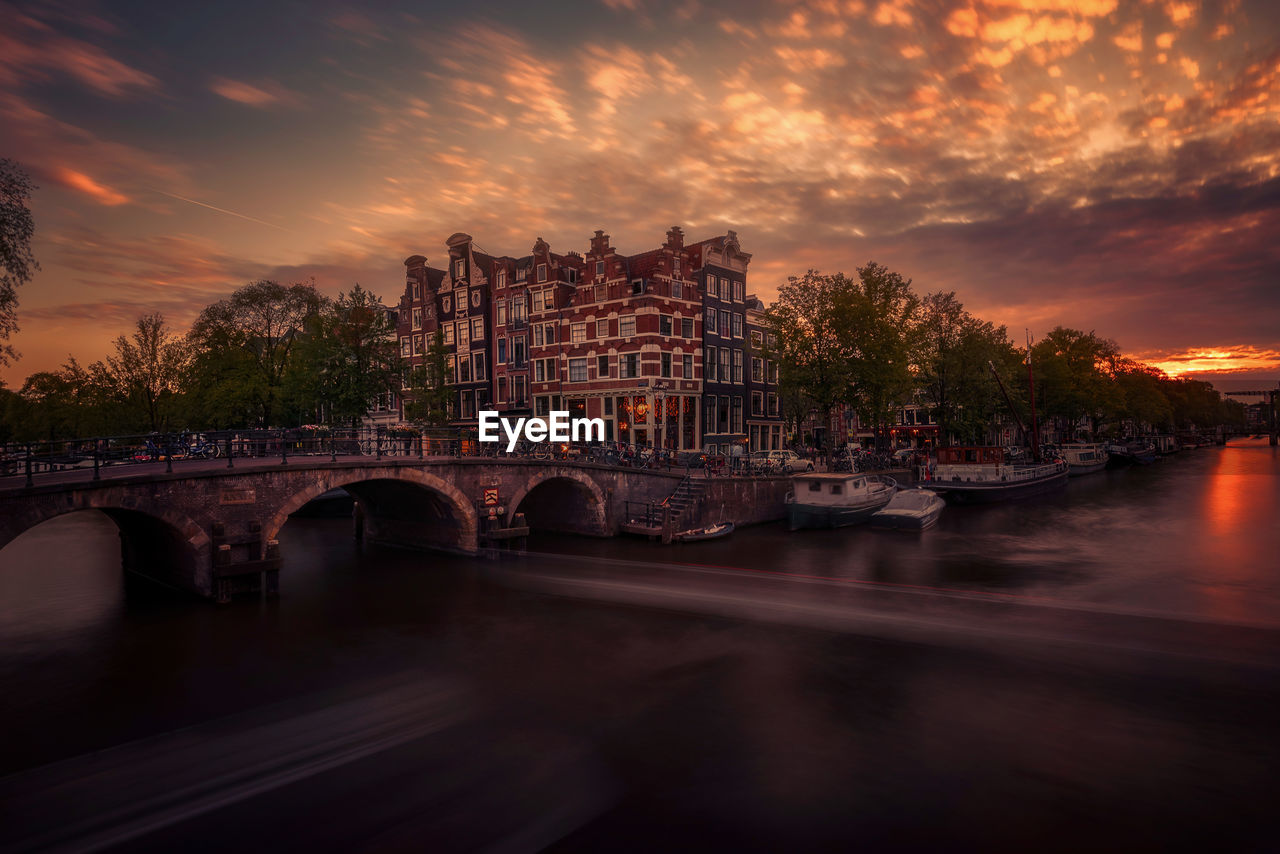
[2, 0, 1279, 385]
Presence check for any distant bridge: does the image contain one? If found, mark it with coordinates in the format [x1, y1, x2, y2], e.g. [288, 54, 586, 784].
[0, 453, 787, 602]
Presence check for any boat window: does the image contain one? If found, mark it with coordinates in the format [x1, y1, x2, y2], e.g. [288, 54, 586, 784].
[830, 484, 843, 495]
[807, 481, 821, 492]
[853, 478, 864, 488]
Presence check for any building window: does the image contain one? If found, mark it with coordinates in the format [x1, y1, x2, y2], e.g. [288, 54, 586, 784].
[732, 397, 743, 432]
[533, 324, 543, 347]
[598, 355, 610, 377]
[455, 259, 465, 279]
[752, 357, 763, 382]
[720, 310, 730, 336]
[706, 346, 717, 381]
[706, 276, 718, 298]
[459, 356, 471, 383]
[497, 377, 507, 404]
[534, 360, 545, 383]
[620, 315, 636, 338]
[473, 352, 486, 382]
[472, 317, 483, 340]
[497, 269, 507, 288]
[497, 338, 507, 364]
[719, 395, 731, 433]
[411, 307, 422, 330]
[631, 279, 644, 295]
[659, 315, 672, 336]
[537, 263, 547, 282]
[768, 393, 778, 416]
[720, 277, 730, 296]
[457, 322, 469, 348]
[571, 322, 586, 343]
[704, 396, 717, 435]
[733, 350, 743, 383]
[497, 302, 507, 326]
[681, 317, 694, 338]
[673, 258, 680, 275]
[752, 392, 763, 416]
[705, 308, 716, 335]
[672, 280, 682, 299]
[513, 336, 527, 367]
[400, 337, 411, 357]
[732, 313, 743, 338]
[596, 260, 605, 277]
[512, 299, 527, 326]
[545, 322, 556, 344]
[661, 353, 672, 377]
[569, 358, 588, 382]
[751, 330, 763, 347]
[443, 324, 454, 345]
[768, 360, 778, 383]
[536, 396, 550, 417]
[514, 376, 526, 404]
[719, 349, 731, 382]
[596, 319, 609, 338]
[595, 284, 606, 301]
[566, 268, 578, 284]
[413, 335, 424, 355]
[682, 354, 693, 378]
[620, 353, 640, 379]
[446, 355, 456, 383]
[734, 280, 744, 301]
[411, 281, 421, 300]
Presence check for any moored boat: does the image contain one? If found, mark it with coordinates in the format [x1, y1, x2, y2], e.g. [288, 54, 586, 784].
[1060, 443, 1109, 476]
[870, 488, 945, 530]
[674, 522, 734, 542]
[923, 446, 1068, 503]
[786, 473, 897, 530]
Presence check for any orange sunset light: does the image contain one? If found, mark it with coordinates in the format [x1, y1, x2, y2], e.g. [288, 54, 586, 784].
[1143, 347, 1280, 377]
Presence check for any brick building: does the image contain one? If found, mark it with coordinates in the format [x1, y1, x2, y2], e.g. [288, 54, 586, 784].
[396, 227, 782, 451]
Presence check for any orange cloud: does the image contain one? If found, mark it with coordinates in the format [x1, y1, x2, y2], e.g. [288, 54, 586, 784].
[55, 167, 130, 206]
[211, 77, 292, 107]
[1143, 347, 1280, 377]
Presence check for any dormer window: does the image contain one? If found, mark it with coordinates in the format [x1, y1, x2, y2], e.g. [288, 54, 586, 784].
[455, 259, 465, 279]
[537, 263, 547, 283]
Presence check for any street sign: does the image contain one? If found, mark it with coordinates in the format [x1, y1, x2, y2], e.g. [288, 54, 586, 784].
[483, 487, 499, 506]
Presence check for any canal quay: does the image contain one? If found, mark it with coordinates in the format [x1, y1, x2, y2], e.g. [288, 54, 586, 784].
[1, 439, 1278, 851]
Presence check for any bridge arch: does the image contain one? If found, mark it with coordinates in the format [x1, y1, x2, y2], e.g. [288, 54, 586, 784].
[507, 469, 609, 536]
[0, 494, 212, 594]
[267, 468, 478, 555]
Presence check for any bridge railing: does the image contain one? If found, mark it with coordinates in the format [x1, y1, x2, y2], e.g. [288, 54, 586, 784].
[0, 427, 786, 487]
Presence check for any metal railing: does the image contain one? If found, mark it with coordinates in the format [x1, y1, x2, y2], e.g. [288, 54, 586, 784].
[1, 427, 794, 488]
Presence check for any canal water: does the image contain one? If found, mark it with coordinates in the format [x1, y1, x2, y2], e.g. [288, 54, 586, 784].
[1, 439, 1278, 851]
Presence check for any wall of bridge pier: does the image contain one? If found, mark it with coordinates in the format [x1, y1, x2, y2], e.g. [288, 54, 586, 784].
[0, 458, 794, 601]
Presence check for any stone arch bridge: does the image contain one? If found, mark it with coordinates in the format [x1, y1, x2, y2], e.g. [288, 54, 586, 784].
[0, 458, 787, 601]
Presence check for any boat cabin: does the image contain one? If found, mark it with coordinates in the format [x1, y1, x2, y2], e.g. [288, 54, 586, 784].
[792, 473, 884, 506]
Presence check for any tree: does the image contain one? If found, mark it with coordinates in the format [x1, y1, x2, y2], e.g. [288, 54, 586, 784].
[188, 280, 321, 427]
[912, 291, 1020, 444]
[403, 330, 453, 426]
[286, 284, 400, 426]
[1029, 327, 1120, 439]
[93, 314, 188, 432]
[762, 271, 861, 450]
[1, 158, 39, 366]
[846, 262, 919, 448]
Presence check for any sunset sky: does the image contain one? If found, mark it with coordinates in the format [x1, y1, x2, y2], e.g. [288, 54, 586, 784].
[2, 0, 1278, 388]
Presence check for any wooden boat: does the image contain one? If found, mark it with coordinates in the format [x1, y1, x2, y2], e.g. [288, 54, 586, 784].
[1060, 443, 1109, 476]
[870, 488, 945, 530]
[922, 446, 1068, 503]
[786, 473, 897, 530]
[674, 522, 734, 542]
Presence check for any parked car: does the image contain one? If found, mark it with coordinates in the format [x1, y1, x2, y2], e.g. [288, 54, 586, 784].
[767, 450, 814, 472]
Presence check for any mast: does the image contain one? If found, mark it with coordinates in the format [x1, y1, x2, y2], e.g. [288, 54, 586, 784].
[987, 360, 1026, 443]
[1026, 329, 1040, 462]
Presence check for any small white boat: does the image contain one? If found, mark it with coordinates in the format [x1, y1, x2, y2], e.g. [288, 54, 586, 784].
[1060, 443, 1109, 476]
[674, 522, 734, 542]
[871, 489, 946, 530]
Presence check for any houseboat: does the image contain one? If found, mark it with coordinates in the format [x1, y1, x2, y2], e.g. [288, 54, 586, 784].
[923, 446, 1068, 503]
[786, 473, 897, 530]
